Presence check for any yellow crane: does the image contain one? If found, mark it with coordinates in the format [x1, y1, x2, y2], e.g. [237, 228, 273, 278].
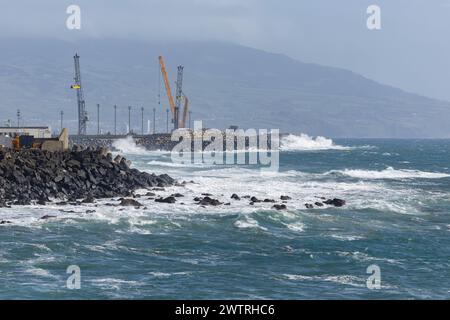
[158, 55, 189, 129]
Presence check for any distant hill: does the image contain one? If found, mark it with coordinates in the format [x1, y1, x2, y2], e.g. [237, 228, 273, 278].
[1, 38, 450, 138]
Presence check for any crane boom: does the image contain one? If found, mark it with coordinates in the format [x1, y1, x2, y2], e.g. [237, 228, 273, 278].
[158, 56, 176, 122]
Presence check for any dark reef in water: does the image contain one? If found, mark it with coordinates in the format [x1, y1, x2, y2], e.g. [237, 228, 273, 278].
[0, 146, 175, 207]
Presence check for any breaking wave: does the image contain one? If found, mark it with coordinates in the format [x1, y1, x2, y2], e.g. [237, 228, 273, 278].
[280, 134, 350, 151]
[112, 136, 147, 154]
[328, 167, 450, 180]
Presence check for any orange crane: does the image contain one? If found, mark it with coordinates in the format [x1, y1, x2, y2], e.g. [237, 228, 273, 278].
[158, 55, 189, 129]
[158, 56, 176, 123]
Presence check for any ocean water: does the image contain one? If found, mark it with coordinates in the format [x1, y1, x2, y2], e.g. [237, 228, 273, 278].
[1, 135, 450, 299]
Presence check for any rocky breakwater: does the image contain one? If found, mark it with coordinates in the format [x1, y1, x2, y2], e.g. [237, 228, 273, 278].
[0, 147, 175, 207]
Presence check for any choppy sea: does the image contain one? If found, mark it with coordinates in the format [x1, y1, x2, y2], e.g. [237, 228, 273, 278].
[1, 134, 450, 299]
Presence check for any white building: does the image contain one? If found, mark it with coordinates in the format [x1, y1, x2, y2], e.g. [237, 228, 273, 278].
[0, 126, 52, 139]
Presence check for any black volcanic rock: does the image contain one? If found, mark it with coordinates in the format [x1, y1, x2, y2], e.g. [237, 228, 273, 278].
[155, 196, 176, 204]
[0, 148, 175, 205]
[198, 196, 222, 206]
[314, 202, 324, 207]
[323, 198, 346, 207]
[250, 196, 261, 203]
[82, 195, 95, 204]
[171, 193, 184, 198]
[120, 198, 143, 207]
[231, 194, 240, 200]
[40, 215, 56, 220]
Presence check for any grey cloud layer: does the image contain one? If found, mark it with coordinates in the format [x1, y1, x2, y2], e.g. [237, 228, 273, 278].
[1, 0, 449, 100]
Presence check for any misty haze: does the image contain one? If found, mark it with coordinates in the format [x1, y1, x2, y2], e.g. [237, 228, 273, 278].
[1, 0, 450, 303]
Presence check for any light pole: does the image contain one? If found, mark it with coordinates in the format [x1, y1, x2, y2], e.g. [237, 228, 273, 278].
[60, 110, 64, 132]
[97, 104, 100, 135]
[128, 106, 132, 134]
[166, 108, 169, 133]
[17, 109, 21, 128]
[153, 108, 156, 134]
[141, 107, 144, 135]
[189, 111, 192, 130]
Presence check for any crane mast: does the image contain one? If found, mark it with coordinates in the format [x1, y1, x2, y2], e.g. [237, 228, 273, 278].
[158, 55, 190, 130]
[175, 65, 184, 129]
[72, 54, 88, 135]
[181, 94, 189, 129]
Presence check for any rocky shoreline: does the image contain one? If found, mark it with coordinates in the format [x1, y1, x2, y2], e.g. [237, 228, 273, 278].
[0, 146, 346, 217]
[0, 147, 175, 207]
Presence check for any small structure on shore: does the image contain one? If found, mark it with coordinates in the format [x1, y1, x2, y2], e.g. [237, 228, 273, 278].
[8, 128, 70, 152]
[0, 126, 52, 139]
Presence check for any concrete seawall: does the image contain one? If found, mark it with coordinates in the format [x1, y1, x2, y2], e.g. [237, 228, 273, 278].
[70, 132, 283, 151]
[70, 134, 175, 151]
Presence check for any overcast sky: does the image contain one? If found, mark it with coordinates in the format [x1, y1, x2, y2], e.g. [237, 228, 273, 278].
[1, 0, 450, 101]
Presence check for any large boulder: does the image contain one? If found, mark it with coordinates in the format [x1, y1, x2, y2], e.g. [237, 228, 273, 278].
[119, 198, 143, 207]
[198, 196, 222, 206]
[323, 198, 346, 207]
[155, 196, 176, 204]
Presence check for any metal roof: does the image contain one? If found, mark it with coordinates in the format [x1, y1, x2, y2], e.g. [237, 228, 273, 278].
[0, 127, 50, 129]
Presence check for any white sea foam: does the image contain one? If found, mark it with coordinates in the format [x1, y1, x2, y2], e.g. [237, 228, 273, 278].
[285, 222, 305, 232]
[329, 167, 450, 180]
[234, 217, 267, 231]
[335, 251, 402, 265]
[329, 234, 364, 241]
[280, 134, 351, 151]
[149, 271, 190, 278]
[283, 274, 366, 287]
[89, 278, 140, 291]
[147, 160, 215, 168]
[25, 268, 56, 278]
[149, 272, 172, 278]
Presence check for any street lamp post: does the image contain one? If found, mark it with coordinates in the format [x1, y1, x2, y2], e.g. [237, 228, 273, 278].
[114, 105, 117, 135]
[128, 106, 132, 134]
[97, 104, 100, 135]
[166, 109, 169, 133]
[141, 107, 144, 135]
[153, 108, 156, 134]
